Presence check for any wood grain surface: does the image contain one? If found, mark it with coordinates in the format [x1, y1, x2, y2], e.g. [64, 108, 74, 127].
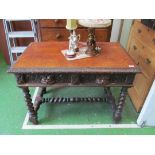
[9, 41, 139, 73]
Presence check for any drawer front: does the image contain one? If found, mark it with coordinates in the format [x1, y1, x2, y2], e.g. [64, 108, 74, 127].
[128, 38, 141, 64]
[133, 21, 155, 50]
[133, 73, 152, 99]
[138, 45, 155, 79]
[128, 87, 144, 112]
[39, 19, 84, 28]
[15, 73, 135, 87]
[41, 28, 69, 41]
[39, 19, 66, 28]
[41, 28, 110, 42]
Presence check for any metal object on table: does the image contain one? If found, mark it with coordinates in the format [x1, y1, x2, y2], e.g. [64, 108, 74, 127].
[78, 19, 111, 56]
[65, 19, 80, 58]
[86, 28, 101, 56]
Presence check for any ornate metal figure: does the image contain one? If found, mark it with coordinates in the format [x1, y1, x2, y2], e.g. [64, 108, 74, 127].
[65, 30, 80, 58]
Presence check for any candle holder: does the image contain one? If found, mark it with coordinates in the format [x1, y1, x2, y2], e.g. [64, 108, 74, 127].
[65, 30, 80, 58]
[78, 19, 111, 56]
[86, 28, 100, 56]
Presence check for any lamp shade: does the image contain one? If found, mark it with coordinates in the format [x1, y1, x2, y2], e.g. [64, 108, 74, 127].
[78, 19, 111, 28]
[66, 19, 77, 30]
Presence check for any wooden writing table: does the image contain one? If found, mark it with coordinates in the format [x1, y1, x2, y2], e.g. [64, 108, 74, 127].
[8, 41, 140, 124]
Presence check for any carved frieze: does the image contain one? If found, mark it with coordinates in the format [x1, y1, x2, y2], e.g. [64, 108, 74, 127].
[15, 73, 135, 86]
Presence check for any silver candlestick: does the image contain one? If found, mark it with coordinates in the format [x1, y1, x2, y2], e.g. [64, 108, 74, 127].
[65, 30, 80, 58]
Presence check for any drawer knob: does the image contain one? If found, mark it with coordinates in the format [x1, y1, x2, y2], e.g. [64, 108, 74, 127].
[133, 45, 137, 50]
[96, 76, 110, 85]
[137, 29, 142, 33]
[145, 58, 151, 64]
[56, 33, 62, 39]
[54, 19, 59, 23]
[152, 38, 155, 45]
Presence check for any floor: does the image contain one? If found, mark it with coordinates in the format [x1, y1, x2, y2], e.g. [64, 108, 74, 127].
[0, 52, 155, 135]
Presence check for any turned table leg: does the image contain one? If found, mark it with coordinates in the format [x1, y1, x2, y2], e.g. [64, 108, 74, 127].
[113, 87, 128, 122]
[20, 87, 38, 124]
[104, 87, 116, 113]
[42, 87, 46, 95]
[34, 87, 46, 112]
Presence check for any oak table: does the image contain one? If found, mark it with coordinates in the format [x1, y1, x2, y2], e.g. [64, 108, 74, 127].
[8, 41, 140, 124]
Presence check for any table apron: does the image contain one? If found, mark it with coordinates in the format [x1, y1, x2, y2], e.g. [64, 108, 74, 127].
[15, 73, 136, 87]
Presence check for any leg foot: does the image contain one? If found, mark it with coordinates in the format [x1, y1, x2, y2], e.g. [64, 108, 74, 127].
[113, 112, 122, 123]
[29, 115, 38, 124]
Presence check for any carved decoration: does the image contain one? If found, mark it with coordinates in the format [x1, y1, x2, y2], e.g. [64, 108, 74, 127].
[41, 75, 55, 84]
[71, 74, 79, 85]
[20, 87, 38, 124]
[113, 87, 128, 122]
[42, 97, 104, 103]
[16, 74, 25, 84]
[15, 73, 135, 86]
[96, 75, 110, 85]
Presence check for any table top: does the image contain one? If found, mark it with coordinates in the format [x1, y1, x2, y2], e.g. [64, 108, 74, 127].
[9, 41, 140, 73]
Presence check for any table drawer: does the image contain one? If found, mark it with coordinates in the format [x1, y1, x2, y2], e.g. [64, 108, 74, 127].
[128, 87, 144, 112]
[15, 73, 135, 87]
[39, 19, 84, 28]
[128, 37, 141, 64]
[138, 45, 155, 79]
[39, 19, 66, 28]
[41, 28, 69, 41]
[41, 28, 110, 42]
[133, 21, 155, 50]
[133, 73, 152, 99]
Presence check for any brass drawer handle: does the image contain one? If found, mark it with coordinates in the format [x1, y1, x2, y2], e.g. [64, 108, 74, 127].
[56, 33, 62, 39]
[152, 38, 155, 45]
[144, 58, 151, 64]
[133, 45, 137, 50]
[137, 29, 142, 33]
[54, 19, 59, 23]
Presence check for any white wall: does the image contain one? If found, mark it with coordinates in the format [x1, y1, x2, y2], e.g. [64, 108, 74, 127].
[120, 19, 133, 49]
[110, 19, 122, 42]
[137, 80, 155, 127]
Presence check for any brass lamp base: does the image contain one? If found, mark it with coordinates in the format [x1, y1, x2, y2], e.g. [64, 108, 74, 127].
[85, 48, 100, 57]
[86, 28, 101, 56]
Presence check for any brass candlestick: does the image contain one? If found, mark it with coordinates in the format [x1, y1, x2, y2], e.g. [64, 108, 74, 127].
[78, 19, 112, 57]
[86, 28, 100, 56]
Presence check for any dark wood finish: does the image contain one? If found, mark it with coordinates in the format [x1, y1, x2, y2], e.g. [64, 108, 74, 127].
[34, 87, 45, 112]
[8, 41, 140, 124]
[86, 28, 99, 56]
[42, 97, 105, 103]
[20, 87, 38, 124]
[9, 42, 139, 71]
[104, 87, 116, 113]
[113, 87, 128, 122]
